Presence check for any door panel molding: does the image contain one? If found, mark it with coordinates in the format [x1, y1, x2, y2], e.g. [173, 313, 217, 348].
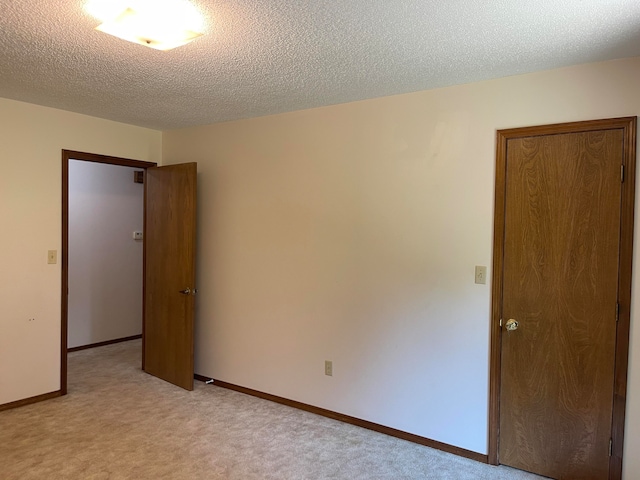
[488, 117, 637, 479]
[61, 150, 157, 395]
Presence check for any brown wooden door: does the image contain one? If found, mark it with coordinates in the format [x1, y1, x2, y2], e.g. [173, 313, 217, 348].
[498, 125, 627, 479]
[143, 163, 197, 391]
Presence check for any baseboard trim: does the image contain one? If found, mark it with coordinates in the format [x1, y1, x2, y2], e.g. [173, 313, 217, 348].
[68, 334, 142, 352]
[0, 390, 62, 412]
[194, 374, 488, 464]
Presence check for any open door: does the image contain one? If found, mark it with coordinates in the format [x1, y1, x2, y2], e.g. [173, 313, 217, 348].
[143, 163, 197, 390]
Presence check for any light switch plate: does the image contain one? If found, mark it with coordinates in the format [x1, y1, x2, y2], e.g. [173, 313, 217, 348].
[475, 266, 487, 284]
[325, 360, 333, 376]
[48, 250, 57, 264]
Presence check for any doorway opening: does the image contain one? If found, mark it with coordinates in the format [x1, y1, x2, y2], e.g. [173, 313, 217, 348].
[61, 150, 157, 395]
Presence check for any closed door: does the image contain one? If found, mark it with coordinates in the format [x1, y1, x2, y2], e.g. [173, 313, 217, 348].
[494, 118, 636, 479]
[144, 163, 197, 391]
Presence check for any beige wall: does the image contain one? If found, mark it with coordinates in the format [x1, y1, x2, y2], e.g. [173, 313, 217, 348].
[163, 56, 640, 473]
[0, 98, 161, 405]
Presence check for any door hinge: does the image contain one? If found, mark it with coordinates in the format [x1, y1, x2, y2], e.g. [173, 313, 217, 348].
[616, 303, 620, 322]
[621, 165, 625, 183]
[609, 438, 613, 457]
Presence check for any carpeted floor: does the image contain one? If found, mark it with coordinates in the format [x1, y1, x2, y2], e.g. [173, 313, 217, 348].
[0, 340, 545, 479]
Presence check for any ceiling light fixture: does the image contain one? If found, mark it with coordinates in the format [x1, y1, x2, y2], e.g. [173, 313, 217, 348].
[85, 0, 205, 51]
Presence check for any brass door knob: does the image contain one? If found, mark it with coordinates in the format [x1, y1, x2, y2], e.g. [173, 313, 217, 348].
[505, 319, 519, 331]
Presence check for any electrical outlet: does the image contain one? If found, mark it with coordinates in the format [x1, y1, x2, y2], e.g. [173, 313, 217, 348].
[475, 266, 487, 285]
[325, 360, 333, 376]
[47, 250, 57, 265]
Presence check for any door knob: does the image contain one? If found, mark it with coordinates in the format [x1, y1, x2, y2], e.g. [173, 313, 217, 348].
[179, 288, 191, 295]
[505, 319, 519, 331]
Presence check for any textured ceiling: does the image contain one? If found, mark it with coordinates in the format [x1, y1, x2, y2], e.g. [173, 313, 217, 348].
[1, 0, 640, 130]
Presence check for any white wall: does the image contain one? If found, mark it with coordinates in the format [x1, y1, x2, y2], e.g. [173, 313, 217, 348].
[163, 56, 640, 475]
[68, 161, 144, 349]
[0, 98, 161, 405]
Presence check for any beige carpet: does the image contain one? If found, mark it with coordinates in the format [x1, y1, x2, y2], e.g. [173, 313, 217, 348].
[0, 340, 545, 479]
